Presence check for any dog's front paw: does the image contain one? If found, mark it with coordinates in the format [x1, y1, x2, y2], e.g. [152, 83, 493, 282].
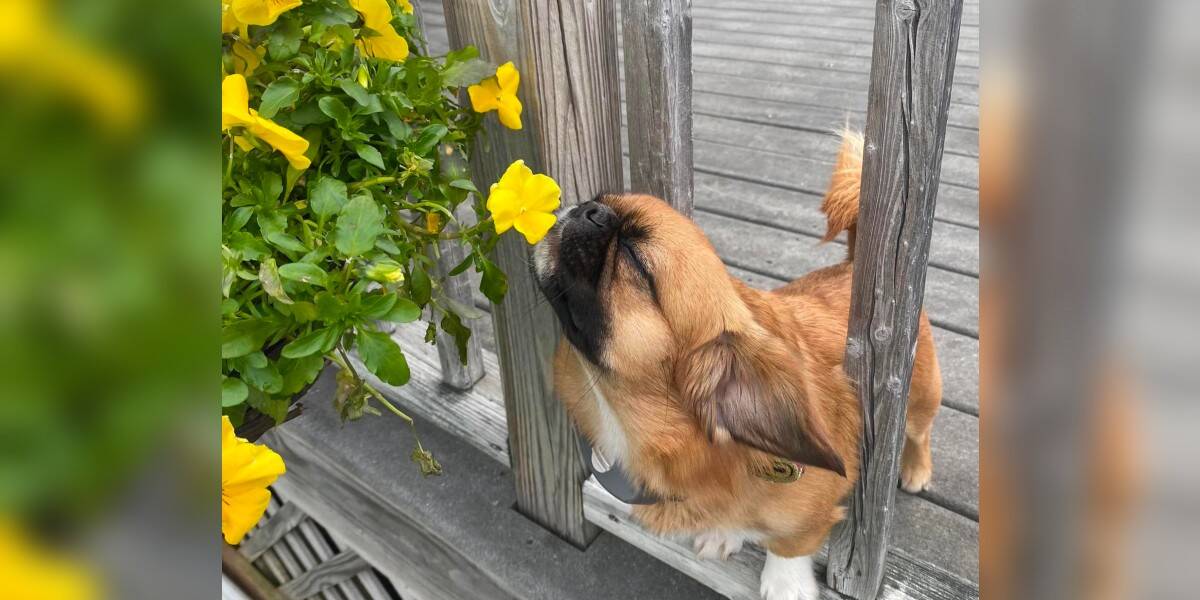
[760, 553, 818, 600]
[693, 530, 745, 560]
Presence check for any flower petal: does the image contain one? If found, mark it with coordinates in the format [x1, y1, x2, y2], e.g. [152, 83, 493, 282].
[249, 113, 311, 170]
[221, 416, 286, 545]
[222, 74, 254, 130]
[496, 96, 523, 130]
[513, 211, 558, 245]
[487, 188, 520, 233]
[349, 0, 394, 30]
[495, 159, 532, 193]
[496, 62, 520, 96]
[522, 174, 561, 213]
[468, 78, 501, 114]
[232, 0, 303, 27]
[360, 31, 409, 62]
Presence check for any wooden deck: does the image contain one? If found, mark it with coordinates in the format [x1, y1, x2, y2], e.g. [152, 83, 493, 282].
[262, 2, 979, 598]
[420, 0, 979, 586]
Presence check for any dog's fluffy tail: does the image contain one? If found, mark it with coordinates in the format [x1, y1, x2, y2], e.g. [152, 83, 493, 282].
[820, 130, 864, 261]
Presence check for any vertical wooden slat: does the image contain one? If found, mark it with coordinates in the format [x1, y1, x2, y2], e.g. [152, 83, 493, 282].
[409, 0, 487, 390]
[824, 0, 964, 599]
[621, 0, 694, 214]
[441, 0, 623, 547]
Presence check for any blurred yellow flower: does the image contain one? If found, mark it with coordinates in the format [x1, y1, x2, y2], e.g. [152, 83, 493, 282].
[222, 74, 311, 170]
[488, 160, 559, 244]
[0, 0, 143, 132]
[0, 520, 99, 600]
[366, 259, 405, 283]
[223, 0, 303, 38]
[397, 0, 415, 14]
[469, 62, 522, 130]
[349, 0, 410, 62]
[222, 416, 286, 545]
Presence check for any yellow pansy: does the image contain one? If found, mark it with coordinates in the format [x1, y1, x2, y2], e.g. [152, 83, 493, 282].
[487, 160, 559, 244]
[0, 519, 99, 600]
[222, 416, 286, 545]
[468, 62, 522, 130]
[222, 74, 311, 170]
[397, 0, 415, 14]
[349, 0, 410, 62]
[222, 0, 302, 39]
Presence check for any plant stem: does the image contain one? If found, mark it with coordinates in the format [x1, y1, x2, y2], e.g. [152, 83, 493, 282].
[348, 176, 397, 192]
[331, 346, 413, 425]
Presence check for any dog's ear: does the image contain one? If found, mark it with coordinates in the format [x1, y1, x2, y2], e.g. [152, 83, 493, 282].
[675, 332, 846, 476]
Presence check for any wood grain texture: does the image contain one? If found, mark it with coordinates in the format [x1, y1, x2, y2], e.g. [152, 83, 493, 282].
[622, 0, 694, 213]
[223, 543, 289, 600]
[240, 502, 304, 562]
[295, 518, 366, 600]
[278, 551, 370, 600]
[265, 428, 522, 600]
[441, 0, 624, 548]
[824, 1, 965, 598]
[583, 480, 977, 600]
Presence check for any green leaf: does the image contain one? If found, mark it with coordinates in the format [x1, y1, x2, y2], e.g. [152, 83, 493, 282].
[360, 293, 398, 320]
[268, 18, 302, 60]
[448, 179, 479, 193]
[440, 310, 472, 366]
[357, 330, 410, 386]
[278, 354, 326, 396]
[337, 79, 372, 106]
[319, 96, 352, 128]
[315, 291, 348, 321]
[247, 389, 290, 424]
[278, 262, 328, 287]
[222, 377, 249, 407]
[242, 361, 284, 395]
[412, 124, 448, 155]
[257, 211, 307, 253]
[310, 176, 349, 218]
[479, 258, 508, 304]
[409, 265, 431, 306]
[383, 297, 421, 323]
[259, 258, 294, 304]
[354, 144, 386, 169]
[381, 111, 412, 141]
[282, 327, 337, 359]
[222, 319, 276, 359]
[334, 195, 385, 256]
[258, 77, 301, 118]
[442, 46, 493, 87]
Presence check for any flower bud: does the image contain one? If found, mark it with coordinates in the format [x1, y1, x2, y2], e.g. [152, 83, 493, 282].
[366, 260, 405, 283]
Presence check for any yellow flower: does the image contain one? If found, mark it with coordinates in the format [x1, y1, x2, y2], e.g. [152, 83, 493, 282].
[426, 212, 441, 233]
[222, 0, 302, 38]
[487, 160, 559, 244]
[222, 416, 286, 545]
[397, 0, 415, 14]
[366, 259, 405, 283]
[0, 519, 99, 600]
[469, 62, 522, 130]
[349, 0, 410, 62]
[222, 74, 311, 170]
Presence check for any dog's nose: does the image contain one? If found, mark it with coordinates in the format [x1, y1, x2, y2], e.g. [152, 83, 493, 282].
[581, 201, 616, 230]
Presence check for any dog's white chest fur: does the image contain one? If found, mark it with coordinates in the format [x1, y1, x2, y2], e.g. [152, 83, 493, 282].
[573, 350, 629, 468]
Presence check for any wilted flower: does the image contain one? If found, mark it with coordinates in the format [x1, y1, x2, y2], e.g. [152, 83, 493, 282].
[487, 160, 559, 244]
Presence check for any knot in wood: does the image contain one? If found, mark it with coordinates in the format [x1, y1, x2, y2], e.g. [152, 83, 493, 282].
[887, 376, 903, 394]
[894, 0, 918, 21]
[873, 326, 891, 342]
[846, 338, 863, 358]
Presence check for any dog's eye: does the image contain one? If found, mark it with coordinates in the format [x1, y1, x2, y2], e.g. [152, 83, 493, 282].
[619, 239, 659, 304]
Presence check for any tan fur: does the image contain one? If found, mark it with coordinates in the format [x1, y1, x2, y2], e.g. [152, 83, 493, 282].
[821, 129, 865, 259]
[547, 133, 941, 560]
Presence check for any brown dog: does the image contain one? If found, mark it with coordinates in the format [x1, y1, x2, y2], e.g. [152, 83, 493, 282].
[534, 133, 942, 600]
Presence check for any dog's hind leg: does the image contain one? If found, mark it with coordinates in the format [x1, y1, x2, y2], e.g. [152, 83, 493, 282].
[900, 314, 942, 493]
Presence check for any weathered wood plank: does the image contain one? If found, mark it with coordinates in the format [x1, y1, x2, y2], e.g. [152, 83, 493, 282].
[351, 321, 509, 466]
[223, 543, 289, 600]
[583, 480, 978, 599]
[277, 511, 348, 600]
[294, 518, 366, 600]
[693, 0, 979, 26]
[696, 211, 979, 337]
[686, 7, 979, 39]
[442, 0, 622, 548]
[689, 41, 978, 86]
[688, 170, 979, 276]
[622, 0, 694, 213]
[240, 502, 304, 562]
[266, 427, 522, 600]
[278, 551, 370, 600]
[683, 13, 979, 53]
[826, 0, 966, 597]
[691, 29, 977, 68]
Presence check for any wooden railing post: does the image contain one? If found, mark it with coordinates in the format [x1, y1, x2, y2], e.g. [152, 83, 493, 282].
[621, 0, 693, 214]
[408, 0, 486, 391]
[441, 0, 624, 548]
[825, 0, 964, 598]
